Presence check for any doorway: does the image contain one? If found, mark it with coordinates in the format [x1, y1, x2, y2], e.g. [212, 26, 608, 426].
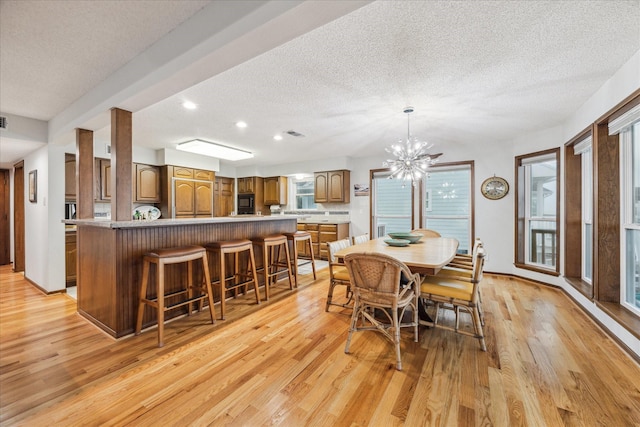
[0, 169, 10, 265]
[13, 162, 25, 272]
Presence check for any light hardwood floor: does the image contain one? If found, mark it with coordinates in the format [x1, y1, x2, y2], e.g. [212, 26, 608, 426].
[1, 263, 640, 426]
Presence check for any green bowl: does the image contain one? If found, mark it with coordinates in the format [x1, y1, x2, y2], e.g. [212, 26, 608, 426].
[387, 232, 422, 243]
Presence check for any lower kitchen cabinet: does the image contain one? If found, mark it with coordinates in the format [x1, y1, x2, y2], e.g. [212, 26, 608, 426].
[65, 231, 77, 287]
[297, 222, 349, 260]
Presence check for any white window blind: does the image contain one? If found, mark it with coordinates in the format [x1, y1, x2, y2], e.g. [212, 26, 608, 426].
[609, 104, 640, 135]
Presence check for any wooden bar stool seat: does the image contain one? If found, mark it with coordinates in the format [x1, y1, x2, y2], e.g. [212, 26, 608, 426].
[205, 239, 260, 320]
[283, 230, 316, 287]
[250, 234, 294, 301]
[135, 245, 215, 347]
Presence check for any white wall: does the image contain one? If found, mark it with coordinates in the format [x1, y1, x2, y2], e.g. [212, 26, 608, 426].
[23, 144, 66, 293]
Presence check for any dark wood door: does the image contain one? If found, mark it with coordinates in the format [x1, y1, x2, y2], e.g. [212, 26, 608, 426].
[0, 169, 10, 265]
[13, 163, 24, 272]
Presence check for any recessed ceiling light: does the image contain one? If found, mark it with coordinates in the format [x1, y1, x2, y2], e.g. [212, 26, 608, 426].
[236, 121, 248, 128]
[273, 134, 283, 141]
[182, 101, 197, 110]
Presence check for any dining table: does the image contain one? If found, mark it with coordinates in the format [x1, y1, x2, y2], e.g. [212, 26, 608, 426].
[334, 236, 459, 276]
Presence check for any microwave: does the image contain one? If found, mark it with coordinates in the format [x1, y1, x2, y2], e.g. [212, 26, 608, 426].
[237, 194, 255, 215]
[65, 202, 76, 219]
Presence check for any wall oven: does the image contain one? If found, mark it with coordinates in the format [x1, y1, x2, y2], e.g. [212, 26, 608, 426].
[237, 194, 255, 215]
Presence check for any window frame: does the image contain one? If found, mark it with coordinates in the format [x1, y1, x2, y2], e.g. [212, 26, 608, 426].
[420, 161, 474, 254]
[620, 120, 640, 317]
[369, 168, 415, 238]
[515, 147, 561, 276]
[289, 175, 317, 210]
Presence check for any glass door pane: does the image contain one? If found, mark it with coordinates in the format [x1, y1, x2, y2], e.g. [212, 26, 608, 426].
[373, 174, 412, 237]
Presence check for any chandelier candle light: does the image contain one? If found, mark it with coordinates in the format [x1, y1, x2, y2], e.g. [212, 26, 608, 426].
[383, 107, 442, 187]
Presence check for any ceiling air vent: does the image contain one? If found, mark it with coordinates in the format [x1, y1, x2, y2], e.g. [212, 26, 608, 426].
[285, 130, 305, 138]
[0, 116, 7, 129]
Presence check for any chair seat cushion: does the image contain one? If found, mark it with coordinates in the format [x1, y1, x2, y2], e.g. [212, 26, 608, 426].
[420, 276, 473, 301]
[332, 266, 350, 282]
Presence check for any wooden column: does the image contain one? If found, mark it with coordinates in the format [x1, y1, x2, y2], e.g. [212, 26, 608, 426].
[110, 108, 133, 221]
[75, 129, 94, 219]
[593, 122, 620, 303]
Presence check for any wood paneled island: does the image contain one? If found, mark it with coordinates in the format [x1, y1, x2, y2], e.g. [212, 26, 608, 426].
[66, 216, 297, 337]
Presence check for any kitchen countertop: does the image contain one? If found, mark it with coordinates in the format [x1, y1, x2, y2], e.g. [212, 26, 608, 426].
[297, 219, 351, 224]
[63, 215, 294, 229]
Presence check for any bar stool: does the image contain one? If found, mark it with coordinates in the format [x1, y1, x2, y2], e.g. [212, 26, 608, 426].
[283, 231, 316, 287]
[250, 234, 294, 301]
[135, 245, 215, 347]
[205, 239, 260, 320]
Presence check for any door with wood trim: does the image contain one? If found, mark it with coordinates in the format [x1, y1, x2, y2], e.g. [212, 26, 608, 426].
[0, 169, 10, 265]
[13, 162, 25, 272]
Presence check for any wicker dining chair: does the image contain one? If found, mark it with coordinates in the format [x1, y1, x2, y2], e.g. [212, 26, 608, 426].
[419, 247, 487, 350]
[343, 252, 421, 371]
[352, 234, 369, 245]
[411, 228, 441, 238]
[436, 238, 485, 324]
[326, 239, 353, 311]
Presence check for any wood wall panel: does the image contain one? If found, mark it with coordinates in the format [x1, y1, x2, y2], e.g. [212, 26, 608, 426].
[594, 123, 620, 303]
[77, 219, 296, 337]
[564, 141, 583, 280]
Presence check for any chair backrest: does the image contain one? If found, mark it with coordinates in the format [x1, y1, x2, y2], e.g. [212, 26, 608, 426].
[472, 247, 486, 283]
[412, 228, 441, 238]
[468, 247, 487, 303]
[327, 238, 352, 264]
[352, 234, 369, 245]
[344, 252, 418, 300]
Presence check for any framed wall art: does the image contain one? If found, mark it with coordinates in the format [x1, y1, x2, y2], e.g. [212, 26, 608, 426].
[29, 170, 37, 203]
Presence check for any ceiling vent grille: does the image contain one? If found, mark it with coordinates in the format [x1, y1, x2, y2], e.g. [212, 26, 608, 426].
[286, 130, 305, 137]
[0, 116, 7, 129]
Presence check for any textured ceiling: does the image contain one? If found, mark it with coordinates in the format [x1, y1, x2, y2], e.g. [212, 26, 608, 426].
[1, 1, 639, 168]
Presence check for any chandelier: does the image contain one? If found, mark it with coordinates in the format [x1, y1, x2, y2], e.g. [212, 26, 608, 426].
[383, 107, 441, 187]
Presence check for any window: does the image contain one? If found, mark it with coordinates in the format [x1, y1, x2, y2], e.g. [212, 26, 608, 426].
[515, 148, 560, 274]
[422, 162, 473, 254]
[290, 176, 317, 210]
[575, 138, 594, 283]
[372, 170, 413, 237]
[619, 115, 640, 315]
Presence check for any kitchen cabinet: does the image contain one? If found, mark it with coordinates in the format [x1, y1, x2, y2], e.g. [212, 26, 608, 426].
[195, 180, 213, 217]
[314, 170, 350, 203]
[238, 177, 256, 194]
[65, 155, 76, 200]
[319, 223, 350, 259]
[160, 165, 215, 218]
[296, 222, 349, 260]
[214, 177, 234, 217]
[95, 159, 161, 203]
[264, 176, 288, 205]
[94, 158, 112, 201]
[65, 231, 77, 286]
[134, 164, 161, 203]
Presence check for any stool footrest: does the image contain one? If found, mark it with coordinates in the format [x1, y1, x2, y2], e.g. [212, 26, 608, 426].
[143, 294, 210, 311]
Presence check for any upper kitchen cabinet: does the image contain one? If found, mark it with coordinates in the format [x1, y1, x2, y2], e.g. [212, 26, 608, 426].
[94, 159, 161, 203]
[314, 170, 350, 203]
[95, 158, 112, 201]
[134, 164, 161, 203]
[238, 177, 257, 194]
[264, 176, 288, 205]
[65, 154, 76, 200]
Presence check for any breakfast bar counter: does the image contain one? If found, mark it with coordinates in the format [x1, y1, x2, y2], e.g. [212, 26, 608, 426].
[66, 216, 296, 337]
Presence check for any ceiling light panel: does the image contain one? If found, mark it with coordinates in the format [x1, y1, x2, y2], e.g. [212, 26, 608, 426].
[176, 139, 253, 161]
